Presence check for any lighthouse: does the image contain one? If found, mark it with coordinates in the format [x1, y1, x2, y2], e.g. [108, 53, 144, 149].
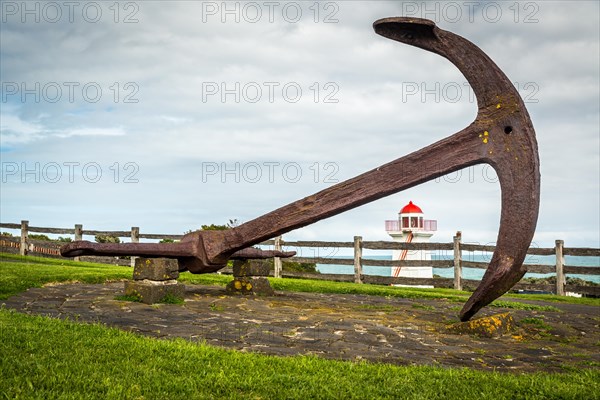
[385, 201, 437, 281]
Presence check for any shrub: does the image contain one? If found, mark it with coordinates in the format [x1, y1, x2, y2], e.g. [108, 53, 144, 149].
[95, 235, 121, 244]
[29, 234, 51, 241]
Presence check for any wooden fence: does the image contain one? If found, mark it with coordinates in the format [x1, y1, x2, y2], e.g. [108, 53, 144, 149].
[1, 221, 599, 296]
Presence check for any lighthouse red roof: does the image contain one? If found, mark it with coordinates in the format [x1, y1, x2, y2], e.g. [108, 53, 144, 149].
[400, 201, 423, 214]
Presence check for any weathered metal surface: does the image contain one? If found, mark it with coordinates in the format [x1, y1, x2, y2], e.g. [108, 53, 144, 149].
[61, 17, 540, 321]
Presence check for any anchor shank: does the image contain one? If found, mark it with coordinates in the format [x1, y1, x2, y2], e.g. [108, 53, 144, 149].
[217, 123, 483, 258]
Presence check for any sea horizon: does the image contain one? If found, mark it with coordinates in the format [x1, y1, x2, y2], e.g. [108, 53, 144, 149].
[316, 254, 600, 284]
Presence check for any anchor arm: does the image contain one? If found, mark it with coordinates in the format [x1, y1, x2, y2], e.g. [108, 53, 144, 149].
[372, 18, 540, 320]
[216, 18, 540, 320]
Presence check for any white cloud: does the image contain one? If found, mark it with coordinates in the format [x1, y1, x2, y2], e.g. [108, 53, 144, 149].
[55, 127, 126, 138]
[0, 1, 598, 249]
[0, 113, 45, 144]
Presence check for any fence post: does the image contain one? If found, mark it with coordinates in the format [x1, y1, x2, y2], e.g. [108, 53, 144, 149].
[453, 231, 462, 290]
[273, 235, 283, 278]
[555, 239, 565, 296]
[20, 220, 29, 256]
[354, 236, 363, 284]
[74, 224, 83, 261]
[131, 226, 140, 267]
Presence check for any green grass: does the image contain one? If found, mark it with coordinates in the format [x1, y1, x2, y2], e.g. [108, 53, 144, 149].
[0, 254, 131, 300]
[2, 253, 600, 399]
[159, 293, 185, 304]
[412, 303, 435, 311]
[520, 317, 553, 331]
[114, 294, 142, 302]
[2, 253, 598, 309]
[209, 302, 225, 312]
[490, 301, 561, 312]
[1, 309, 599, 400]
[504, 292, 600, 306]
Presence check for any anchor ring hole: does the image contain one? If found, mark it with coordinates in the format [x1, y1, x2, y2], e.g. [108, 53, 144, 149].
[504, 126, 513, 134]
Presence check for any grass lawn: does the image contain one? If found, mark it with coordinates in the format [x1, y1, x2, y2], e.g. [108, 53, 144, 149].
[0, 253, 132, 300]
[1, 253, 599, 399]
[2, 253, 598, 307]
[2, 310, 599, 400]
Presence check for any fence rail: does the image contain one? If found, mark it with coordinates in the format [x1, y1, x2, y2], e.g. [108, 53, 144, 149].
[1, 221, 599, 296]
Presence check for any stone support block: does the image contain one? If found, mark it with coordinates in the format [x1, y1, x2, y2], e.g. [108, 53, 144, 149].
[124, 280, 185, 304]
[232, 260, 271, 277]
[226, 277, 274, 296]
[134, 258, 179, 281]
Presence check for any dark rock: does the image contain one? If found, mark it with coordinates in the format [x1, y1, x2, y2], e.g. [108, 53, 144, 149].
[445, 312, 515, 338]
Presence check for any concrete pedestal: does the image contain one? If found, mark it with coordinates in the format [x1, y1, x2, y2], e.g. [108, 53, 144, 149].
[124, 280, 185, 304]
[124, 257, 185, 304]
[226, 260, 274, 296]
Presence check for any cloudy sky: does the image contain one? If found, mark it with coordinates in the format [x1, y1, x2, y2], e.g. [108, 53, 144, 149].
[1, 1, 598, 249]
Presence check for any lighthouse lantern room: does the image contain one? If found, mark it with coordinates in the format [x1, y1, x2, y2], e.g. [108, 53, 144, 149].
[385, 201, 437, 283]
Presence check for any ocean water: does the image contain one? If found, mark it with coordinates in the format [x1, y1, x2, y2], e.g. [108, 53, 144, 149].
[316, 254, 600, 283]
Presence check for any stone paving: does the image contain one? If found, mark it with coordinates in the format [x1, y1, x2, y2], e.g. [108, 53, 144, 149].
[3, 281, 599, 373]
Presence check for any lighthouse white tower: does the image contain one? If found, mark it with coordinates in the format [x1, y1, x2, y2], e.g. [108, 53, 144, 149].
[385, 201, 437, 280]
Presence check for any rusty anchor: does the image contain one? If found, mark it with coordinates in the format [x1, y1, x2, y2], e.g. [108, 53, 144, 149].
[61, 17, 540, 321]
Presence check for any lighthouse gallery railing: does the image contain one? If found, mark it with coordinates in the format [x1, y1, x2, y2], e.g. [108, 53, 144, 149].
[385, 220, 438, 232]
